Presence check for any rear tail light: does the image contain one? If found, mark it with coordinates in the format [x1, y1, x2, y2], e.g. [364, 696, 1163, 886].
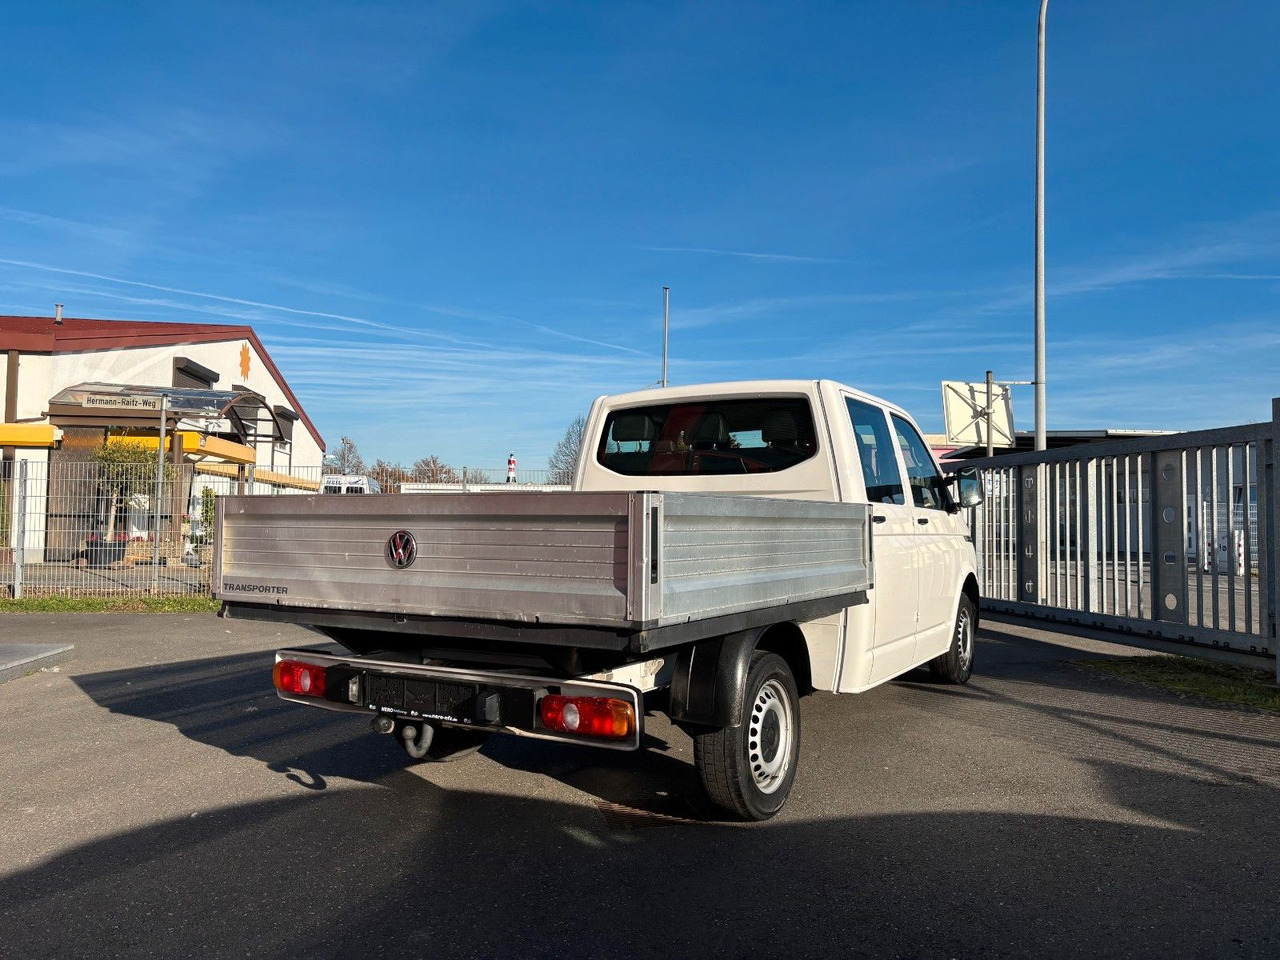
[274, 660, 327, 698]
[539, 695, 635, 739]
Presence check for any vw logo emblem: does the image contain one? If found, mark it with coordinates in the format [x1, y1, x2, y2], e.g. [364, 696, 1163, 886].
[386, 530, 417, 569]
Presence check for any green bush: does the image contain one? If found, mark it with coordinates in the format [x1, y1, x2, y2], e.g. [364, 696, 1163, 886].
[91, 441, 178, 540]
[191, 487, 218, 545]
[92, 440, 175, 494]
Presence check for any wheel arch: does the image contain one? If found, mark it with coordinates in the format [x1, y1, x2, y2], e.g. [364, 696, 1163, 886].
[961, 573, 980, 621]
[669, 621, 810, 729]
[756, 621, 812, 696]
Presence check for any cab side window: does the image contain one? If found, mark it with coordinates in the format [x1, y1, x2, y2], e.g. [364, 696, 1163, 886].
[844, 398, 904, 505]
[890, 415, 947, 510]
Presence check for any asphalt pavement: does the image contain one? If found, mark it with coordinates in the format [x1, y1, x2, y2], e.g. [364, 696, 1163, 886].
[0, 612, 1277, 960]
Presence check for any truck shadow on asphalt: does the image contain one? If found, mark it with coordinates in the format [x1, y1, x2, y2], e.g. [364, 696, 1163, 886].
[70, 631, 1280, 821]
[70, 649, 712, 814]
[72, 650, 413, 790]
[2, 758, 1278, 960]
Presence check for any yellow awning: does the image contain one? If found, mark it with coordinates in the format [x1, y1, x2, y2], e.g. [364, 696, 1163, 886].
[190, 434, 257, 465]
[109, 431, 257, 465]
[254, 469, 322, 492]
[194, 462, 321, 491]
[0, 423, 62, 448]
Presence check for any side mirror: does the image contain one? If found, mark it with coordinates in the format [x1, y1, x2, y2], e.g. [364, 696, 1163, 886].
[955, 465, 984, 508]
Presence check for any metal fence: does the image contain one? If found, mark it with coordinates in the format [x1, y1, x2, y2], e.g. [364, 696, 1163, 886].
[953, 399, 1279, 677]
[1, 460, 562, 598]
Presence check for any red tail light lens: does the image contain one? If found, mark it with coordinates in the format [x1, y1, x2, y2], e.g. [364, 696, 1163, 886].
[539, 695, 635, 739]
[274, 660, 327, 698]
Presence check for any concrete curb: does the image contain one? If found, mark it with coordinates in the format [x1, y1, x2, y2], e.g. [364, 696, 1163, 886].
[0, 643, 76, 684]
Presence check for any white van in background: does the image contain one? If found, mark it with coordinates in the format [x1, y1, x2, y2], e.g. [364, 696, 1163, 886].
[321, 474, 383, 495]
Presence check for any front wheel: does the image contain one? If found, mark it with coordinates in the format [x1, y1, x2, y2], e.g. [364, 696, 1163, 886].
[693, 651, 801, 821]
[929, 595, 976, 684]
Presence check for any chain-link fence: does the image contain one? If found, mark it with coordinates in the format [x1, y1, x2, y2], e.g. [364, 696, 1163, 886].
[1, 460, 563, 598]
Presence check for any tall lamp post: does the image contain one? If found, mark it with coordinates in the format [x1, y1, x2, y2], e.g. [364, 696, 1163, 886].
[661, 286, 670, 388]
[1034, 0, 1049, 451]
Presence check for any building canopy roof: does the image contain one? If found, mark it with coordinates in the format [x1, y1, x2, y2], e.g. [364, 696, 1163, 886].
[49, 382, 288, 445]
[51, 381, 252, 417]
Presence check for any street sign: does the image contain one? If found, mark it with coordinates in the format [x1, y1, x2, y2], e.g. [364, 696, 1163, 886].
[941, 380, 1015, 447]
[84, 393, 164, 411]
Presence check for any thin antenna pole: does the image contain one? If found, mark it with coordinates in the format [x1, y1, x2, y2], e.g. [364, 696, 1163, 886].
[1034, 0, 1048, 451]
[151, 393, 168, 593]
[661, 286, 670, 388]
[986, 370, 995, 458]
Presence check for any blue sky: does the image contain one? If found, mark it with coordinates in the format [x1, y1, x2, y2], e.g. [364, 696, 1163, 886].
[1, 1, 1277, 468]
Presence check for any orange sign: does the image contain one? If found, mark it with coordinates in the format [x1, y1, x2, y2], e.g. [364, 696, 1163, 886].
[239, 342, 251, 380]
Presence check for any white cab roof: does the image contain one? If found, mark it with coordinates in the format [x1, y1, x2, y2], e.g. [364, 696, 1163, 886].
[597, 379, 912, 420]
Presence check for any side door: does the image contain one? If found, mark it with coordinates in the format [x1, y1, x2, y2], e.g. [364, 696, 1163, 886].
[844, 397, 921, 683]
[889, 413, 962, 661]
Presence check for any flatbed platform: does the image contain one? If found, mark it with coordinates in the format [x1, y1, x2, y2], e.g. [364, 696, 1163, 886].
[214, 491, 871, 643]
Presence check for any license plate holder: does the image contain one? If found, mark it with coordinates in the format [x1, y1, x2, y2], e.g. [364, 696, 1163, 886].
[365, 673, 405, 711]
[365, 673, 479, 720]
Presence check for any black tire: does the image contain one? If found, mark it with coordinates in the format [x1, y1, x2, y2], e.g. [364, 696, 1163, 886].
[929, 595, 976, 684]
[693, 651, 801, 822]
[398, 722, 490, 762]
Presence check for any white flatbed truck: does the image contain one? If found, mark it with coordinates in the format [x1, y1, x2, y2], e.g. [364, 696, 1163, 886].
[215, 380, 983, 820]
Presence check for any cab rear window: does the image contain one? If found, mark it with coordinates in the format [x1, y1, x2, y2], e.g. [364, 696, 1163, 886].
[596, 398, 817, 476]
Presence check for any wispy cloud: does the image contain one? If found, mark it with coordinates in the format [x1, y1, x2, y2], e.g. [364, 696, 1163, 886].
[1052, 319, 1280, 379]
[0, 256, 647, 357]
[640, 245, 842, 264]
[669, 291, 957, 330]
[0, 110, 267, 179]
[0, 256, 660, 464]
[0, 206, 142, 252]
[0, 256, 416, 331]
[269, 337, 656, 465]
[961, 211, 1280, 317]
[1017, 317, 1280, 431]
[1182, 273, 1280, 281]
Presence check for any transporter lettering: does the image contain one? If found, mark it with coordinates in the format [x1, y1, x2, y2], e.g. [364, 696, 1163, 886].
[223, 582, 289, 595]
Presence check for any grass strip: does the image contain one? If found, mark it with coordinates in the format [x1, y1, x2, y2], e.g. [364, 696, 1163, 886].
[1078, 655, 1280, 713]
[0, 595, 220, 614]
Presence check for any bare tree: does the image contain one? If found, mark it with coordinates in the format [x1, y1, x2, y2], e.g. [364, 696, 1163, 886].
[325, 436, 365, 474]
[548, 414, 587, 484]
[412, 455, 460, 484]
[367, 459, 411, 492]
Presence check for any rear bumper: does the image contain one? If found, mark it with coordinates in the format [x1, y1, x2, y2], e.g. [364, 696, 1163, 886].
[273, 648, 644, 751]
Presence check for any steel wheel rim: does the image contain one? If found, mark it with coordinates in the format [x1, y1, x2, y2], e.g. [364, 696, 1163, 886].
[748, 679, 793, 794]
[957, 609, 973, 671]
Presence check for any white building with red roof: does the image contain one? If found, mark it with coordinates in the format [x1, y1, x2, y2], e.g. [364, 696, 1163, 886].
[2, 313, 326, 561]
[1, 313, 323, 471]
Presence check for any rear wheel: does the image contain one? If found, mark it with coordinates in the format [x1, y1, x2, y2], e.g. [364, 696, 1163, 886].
[929, 595, 976, 684]
[693, 651, 801, 821]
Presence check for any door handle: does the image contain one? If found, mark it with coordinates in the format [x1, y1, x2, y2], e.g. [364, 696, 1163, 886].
[917, 517, 929, 525]
[872, 515, 887, 524]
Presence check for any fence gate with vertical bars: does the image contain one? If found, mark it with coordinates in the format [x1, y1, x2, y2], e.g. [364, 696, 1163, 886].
[949, 399, 1280, 680]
